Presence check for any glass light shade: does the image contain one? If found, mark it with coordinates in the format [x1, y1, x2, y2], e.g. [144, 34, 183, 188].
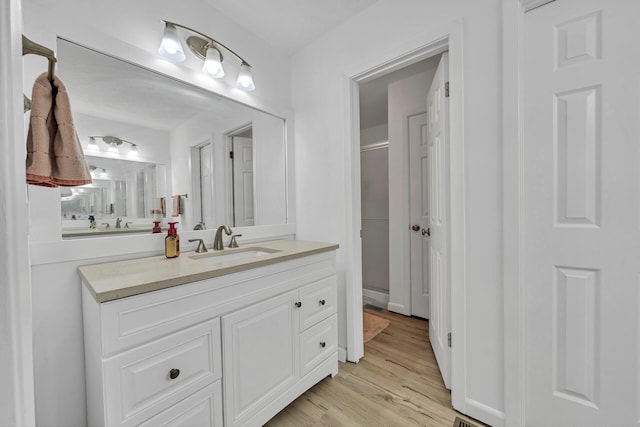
[117, 143, 130, 155]
[236, 63, 255, 91]
[87, 137, 99, 151]
[129, 145, 139, 156]
[108, 144, 118, 154]
[158, 24, 186, 62]
[202, 47, 224, 78]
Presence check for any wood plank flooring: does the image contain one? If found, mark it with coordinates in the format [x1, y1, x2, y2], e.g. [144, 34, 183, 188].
[264, 308, 485, 427]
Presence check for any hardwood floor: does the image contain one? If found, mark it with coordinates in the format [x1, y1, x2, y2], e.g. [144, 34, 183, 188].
[265, 308, 485, 427]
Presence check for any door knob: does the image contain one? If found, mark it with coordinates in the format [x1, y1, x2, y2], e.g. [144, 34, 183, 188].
[411, 224, 420, 231]
[422, 227, 431, 236]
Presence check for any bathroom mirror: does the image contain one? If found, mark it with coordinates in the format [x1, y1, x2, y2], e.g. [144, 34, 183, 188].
[57, 38, 287, 236]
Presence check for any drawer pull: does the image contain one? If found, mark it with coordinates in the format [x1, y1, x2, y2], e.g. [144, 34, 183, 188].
[320, 341, 326, 348]
[319, 299, 326, 306]
[295, 301, 302, 308]
[169, 368, 181, 380]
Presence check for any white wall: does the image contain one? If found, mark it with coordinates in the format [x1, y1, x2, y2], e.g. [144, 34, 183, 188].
[360, 124, 387, 145]
[292, 0, 504, 424]
[22, 1, 294, 425]
[360, 144, 389, 293]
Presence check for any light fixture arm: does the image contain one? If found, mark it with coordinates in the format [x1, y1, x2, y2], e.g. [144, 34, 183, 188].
[162, 20, 251, 67]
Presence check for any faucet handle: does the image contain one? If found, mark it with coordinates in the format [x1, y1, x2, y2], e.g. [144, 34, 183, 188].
[228, 234, 242, 248]
[188, 238, 208, 253]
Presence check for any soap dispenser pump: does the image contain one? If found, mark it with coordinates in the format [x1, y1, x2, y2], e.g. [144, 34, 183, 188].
[165, 222, 180, 258]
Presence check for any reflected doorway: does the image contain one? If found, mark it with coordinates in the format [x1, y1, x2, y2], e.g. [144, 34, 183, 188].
[229, 125, 255, 227]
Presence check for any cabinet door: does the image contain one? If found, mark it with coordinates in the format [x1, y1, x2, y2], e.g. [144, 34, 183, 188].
[222, 291, 298, 427]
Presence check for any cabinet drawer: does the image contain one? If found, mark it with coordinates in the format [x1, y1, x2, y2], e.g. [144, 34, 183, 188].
[104, 319, 221, 427]
[299, 315, 337, 376]
[298, 275, 337, 330]
[138, 381, 223, 427]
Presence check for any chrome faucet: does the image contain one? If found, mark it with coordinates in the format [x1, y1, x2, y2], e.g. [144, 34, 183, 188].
[115, 217, 122, 229]
[213, 225, 232, 250]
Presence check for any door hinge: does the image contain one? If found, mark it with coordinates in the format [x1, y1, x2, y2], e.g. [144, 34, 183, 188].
[229, 151, 234, 159]
[447, 332, 452, 347]
[445, 81, 450, 98]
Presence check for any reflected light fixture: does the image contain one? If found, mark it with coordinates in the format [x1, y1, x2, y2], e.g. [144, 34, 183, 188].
[89, 136, 141, 157]
[87, 136, 99, 151]
[158, 20, 255, 91]
[88, 165, 108, 179]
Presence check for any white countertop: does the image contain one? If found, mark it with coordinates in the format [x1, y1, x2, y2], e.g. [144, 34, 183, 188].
[78, 239, 339, 303]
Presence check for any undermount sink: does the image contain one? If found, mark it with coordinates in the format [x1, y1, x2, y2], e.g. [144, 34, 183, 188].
[190, 248, 279, 264]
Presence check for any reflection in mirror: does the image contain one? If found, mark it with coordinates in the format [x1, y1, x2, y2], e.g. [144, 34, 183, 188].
[56, 37, 287, 237]
[61, 156, 166, 237]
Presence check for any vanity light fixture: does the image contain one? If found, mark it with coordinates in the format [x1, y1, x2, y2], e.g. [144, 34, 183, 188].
[88, 135, 141, 157]
[88, 165, 108, 179]
[158, 20, 255, 91]
[87, 136, 99, 151]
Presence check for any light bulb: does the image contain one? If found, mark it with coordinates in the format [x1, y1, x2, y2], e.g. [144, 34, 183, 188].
[202, 47, 224, 78]
[236, 63, 255, 91]
[87, 137, 99, 151]
[158, 23, 186, 62]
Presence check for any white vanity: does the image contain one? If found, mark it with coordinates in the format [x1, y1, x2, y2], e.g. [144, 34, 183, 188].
[79, 240, 339, 427]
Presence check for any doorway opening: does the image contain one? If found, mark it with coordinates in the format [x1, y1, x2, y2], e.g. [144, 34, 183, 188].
[227, 124, 255, 227]
[359, 55, 443, 316]
[358, 51, 451, 389]
[345, 24, 465, 410]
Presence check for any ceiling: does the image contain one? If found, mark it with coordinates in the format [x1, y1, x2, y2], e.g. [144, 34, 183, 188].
[203, 0, 380, 56]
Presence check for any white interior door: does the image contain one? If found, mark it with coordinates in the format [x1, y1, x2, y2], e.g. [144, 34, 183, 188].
[232, 136, 254, 227]
[199, 143, 214, 228]
[427, 52, 450, 389]
[409, 113, 430, 319]
[524, 1, 640, 425]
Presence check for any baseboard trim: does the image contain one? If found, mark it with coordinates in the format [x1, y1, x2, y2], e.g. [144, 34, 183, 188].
[387, 301, 409, 316]
[362, 288, 389, 308]
[338, 347, 347, 363]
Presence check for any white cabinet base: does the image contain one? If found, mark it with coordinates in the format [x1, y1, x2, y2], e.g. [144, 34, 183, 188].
[82, 250, 338, 427]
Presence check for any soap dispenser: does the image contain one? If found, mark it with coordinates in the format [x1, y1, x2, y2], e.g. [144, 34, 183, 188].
[165, 222, 180, 258]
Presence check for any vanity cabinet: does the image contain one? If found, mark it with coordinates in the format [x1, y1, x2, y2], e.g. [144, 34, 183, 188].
[81, 244, 338, 427]
[222, 276, 337, 426]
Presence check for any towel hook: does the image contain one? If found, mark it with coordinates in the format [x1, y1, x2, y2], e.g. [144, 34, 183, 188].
[22, 34, 57, 112]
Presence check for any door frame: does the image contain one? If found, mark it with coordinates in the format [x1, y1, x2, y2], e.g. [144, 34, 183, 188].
[0, 0, 37, 424]
[502, 0, 532, 426]
[343, 18, 466, 410]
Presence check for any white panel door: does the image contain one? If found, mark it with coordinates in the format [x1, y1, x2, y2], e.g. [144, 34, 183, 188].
[409, 113, 430, 319]
[426, 52, 450, 389]
[232, 136, 254, 227]
[199, 144, 214, 228]
[524, 1, 640, 425]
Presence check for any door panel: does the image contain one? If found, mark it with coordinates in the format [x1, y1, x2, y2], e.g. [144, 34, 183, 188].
[410, 113, 430, 318]
[427, 52, 450, 389]
[524, 1, 640, 425]
[232, 136, 254, 227]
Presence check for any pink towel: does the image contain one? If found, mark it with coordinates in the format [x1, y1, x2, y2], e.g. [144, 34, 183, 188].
[26, 72, 92, 187]
[172, 195, 183, 217]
